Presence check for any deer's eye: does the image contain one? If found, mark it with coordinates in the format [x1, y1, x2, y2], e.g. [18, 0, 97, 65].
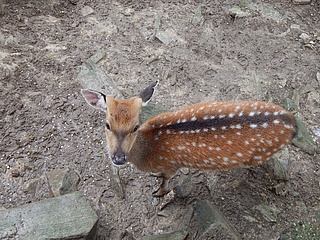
[105, 122, 111, 130]
[132, 125, 140, 133]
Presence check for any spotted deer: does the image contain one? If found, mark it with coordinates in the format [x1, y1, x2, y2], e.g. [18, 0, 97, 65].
[81, 81, 296, 197]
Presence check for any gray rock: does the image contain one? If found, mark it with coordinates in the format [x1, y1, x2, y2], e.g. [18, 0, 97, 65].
[191, 6, 204, 26]
[155, 31, 173, 45]
[81, 6, 95, 17]
[173, 175, 193, 198]
[265, 148, 290, 181]
[0, 192, 98, 240]
[193, 200, 241, 240]
[255, 204, 280, 223]
[300, 33, 311, 42]
[46, 168, 80, 197]
[141, 229, 188, 240]
[23, 178, 39, 196]
[292, 115, 318, 155]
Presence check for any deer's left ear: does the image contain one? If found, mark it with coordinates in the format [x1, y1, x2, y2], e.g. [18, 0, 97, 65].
[139, 81, 159, 107]
[81, 89, 107, 112]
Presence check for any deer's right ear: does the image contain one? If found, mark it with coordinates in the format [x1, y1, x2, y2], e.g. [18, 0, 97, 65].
[139, 81, 159, 107]
[81, 89, 107, 112]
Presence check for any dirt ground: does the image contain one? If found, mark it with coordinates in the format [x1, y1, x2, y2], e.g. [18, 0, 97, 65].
[0, 0, 319, 239]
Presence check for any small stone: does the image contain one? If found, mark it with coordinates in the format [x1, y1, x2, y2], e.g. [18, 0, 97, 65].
[293, 0, 312, 5]
[229, 6, 251, 18]
[23, 178, 39, 196]
[292, 115, 318, 155]
[255, 204, 280, 223]
[265, 148, 290, 181]
[159, 190, 175, 210]
[313, 128, 320, 138]
[299, 33, 311, 42]
[141, 229, 188, 240]
[81, 5, 94, 17]
[123, 8, 134, 16]
[10, 169, 20, 177]
[290, 24, 300, 29]
[316, 72, 320, 82]
[191, 6, 204, 26]
[274, 182, 290, 196]
[155, 31, 173, 45]
[243, 215, 259, 223]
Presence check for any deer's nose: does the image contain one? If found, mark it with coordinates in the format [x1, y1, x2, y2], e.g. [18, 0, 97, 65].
[111, 150, 126, 165]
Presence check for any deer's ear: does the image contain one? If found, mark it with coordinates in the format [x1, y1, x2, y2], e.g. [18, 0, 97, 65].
[81, 89, 107, 112]
[139, 81, 159, 107]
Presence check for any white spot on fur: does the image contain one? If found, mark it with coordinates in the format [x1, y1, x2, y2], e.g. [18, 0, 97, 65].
[236, 152, 243, 157]
[229, 113, 235, 118]
[273, 119, 280, 124]
[262, 123, 269, 128]
[250, 124, 258, 129]
[221, 126, 227, 130]
[227, 140, 233, 145]
[191, 116, 197, 121]
[249, 112, 255, 116]
[203, 115, 209, 120]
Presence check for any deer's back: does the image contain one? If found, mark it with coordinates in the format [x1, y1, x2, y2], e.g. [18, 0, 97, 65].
[136, 101, 296, 174]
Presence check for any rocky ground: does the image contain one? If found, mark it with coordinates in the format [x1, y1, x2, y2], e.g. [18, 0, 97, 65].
[0, 0, 319, 239]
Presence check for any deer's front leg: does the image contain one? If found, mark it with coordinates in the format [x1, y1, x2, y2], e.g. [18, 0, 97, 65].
[151, 172, 170, 197]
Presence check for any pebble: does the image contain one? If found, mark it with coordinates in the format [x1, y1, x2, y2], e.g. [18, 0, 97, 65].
[293, 0, 312, 5]
[81, 6, 95, 17]
[299, 33, 311, 42]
